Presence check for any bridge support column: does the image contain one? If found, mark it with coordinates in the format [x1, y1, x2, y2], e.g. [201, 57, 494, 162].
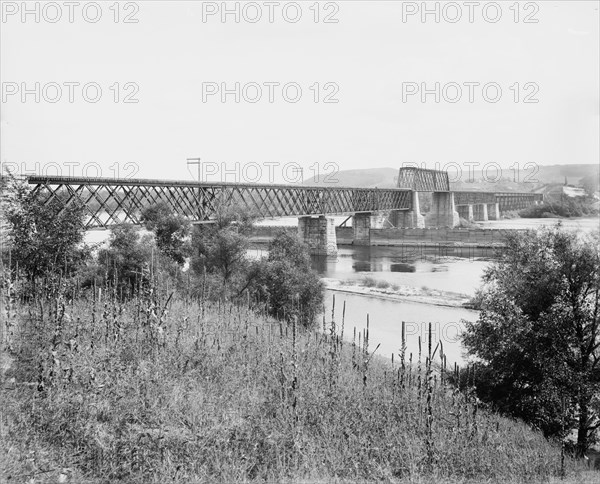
[391, 191, 424, 228]
[353, 212, 373, 245]
[457, 205, 474, 222]
[473, 203, 489, 221]
[425, 192, 459, 228]
[297, 216, 337, 256]
[487, 203, 500, 220]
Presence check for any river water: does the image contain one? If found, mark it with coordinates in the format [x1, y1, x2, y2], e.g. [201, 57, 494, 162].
[316, 247, 484, 365]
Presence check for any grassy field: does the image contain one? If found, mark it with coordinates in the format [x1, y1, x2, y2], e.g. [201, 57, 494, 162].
[0, 279, 594, 483]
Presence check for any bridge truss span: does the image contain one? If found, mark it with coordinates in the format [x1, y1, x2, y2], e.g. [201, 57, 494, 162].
[27, 176, 413, 229]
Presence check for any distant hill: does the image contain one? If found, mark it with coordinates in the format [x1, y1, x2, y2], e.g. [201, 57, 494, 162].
[304, 164, 599, 192]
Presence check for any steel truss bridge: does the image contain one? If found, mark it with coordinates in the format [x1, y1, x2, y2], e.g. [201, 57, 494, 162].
[27, 172, 543, 229]
[28, 176, 413, 228]
[398, 167, 543, 211]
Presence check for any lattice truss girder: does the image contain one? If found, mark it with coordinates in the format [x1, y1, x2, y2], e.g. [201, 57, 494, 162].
[454, 191, 542, 208]
[454, 191, 497, 205]
[496, 193, 543, 211]
[28, 178, 413, 229]
[397, 167, 450, 192]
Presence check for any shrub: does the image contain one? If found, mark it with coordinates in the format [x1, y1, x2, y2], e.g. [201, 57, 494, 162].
[97, 225, 156, 297]
[519, 198, 598, 218]
[463, 226, 600, 456]
[191, 204, 255, 290]
[362, 276, 378, 287]
[141, 202, 191, 266]
[3, 177, 89, 281]
[250, 231, 323, 328]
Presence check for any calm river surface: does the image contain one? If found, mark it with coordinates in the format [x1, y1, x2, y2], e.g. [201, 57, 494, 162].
[322, 290, 477, 365]
[315, 247, 484, 365]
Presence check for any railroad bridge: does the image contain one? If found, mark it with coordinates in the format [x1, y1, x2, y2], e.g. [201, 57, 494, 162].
[26, 168, 542, 255]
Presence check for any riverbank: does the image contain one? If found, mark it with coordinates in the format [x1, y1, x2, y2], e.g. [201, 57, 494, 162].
[1, 290, 590, 483]
[322, 277, 473, 308]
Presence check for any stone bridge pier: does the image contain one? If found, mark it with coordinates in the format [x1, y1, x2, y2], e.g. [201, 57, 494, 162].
[389, 191, 425, 228]
[472, 204, 488, 221]
[457, 205, 474, 222]
[425, 192, 459, 228]
[352, 212, 387, 245]
[487, 203, 500, 220]
[298, 216, 338, 256]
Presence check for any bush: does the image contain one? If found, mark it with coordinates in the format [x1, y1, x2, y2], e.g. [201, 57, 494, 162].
[519, 198, 598, 218]
[462, 226, 600, 455]
[250, 232, 323, 328]
[190, 204, 255, 292]
[97, 225, 156, 298]
[362, 276, 378, 287]
[3, 177, 89, 281]
[141, 202, 191, 266]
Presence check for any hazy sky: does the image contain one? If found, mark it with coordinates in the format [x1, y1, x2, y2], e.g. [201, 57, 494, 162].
[1, 0, 598, 184]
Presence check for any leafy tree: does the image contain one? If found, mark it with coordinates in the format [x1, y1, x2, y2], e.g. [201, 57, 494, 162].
[98, 225, 155, 297]
[3, 177, 88, 280]
[463, 225, 600, 456]
[251, 231, 323, 328]
[141, 202, 191, 266]
[191, 203, 255, 287]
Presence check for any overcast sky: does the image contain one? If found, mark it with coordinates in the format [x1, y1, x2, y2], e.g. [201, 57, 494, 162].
[1, 0, 598, 184]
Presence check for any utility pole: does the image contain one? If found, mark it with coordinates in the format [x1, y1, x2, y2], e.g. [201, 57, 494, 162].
[186, 157, 201, 182]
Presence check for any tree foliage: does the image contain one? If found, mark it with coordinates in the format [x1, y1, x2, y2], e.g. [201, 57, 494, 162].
[97, 225, 156, 297]
[4, 178, 88, 280]
[251, 231, 323, 328]
[190, 203, 255, 286]
[519, 198, 599, 218]
[141, 202, 191, 266]
[463, 225, 600, 455]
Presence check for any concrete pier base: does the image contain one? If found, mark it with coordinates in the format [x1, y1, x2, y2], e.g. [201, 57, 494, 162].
[389, 210, 425, 228]
[352, 212, 379, 245]
[457, 205, 474, 222]
[473, 203, 489, 222]
[389, 191, 424, 228]
[297, 216, 338, 256]
[424, 192, 460, 228]
[487, 203, 500, 220]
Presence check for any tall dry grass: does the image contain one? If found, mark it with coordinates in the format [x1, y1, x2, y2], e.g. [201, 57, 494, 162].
[0, 273, 591, 483]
